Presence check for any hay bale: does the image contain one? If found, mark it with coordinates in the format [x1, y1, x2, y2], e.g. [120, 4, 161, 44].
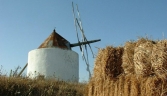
[134, 38, 154, 76]
[145, 76, 162, 96]
[124, 75, 131, 96]
[94, 46, 124, 79]
[90, 46, 124, 96]
[103, 78, 116, 96]
[87, 79, 94, 96]
[97, 79, 103, 96]
[93, 48, 106, 78]
[88, 77, 116, 96]
[139, 76, 164, 96]
[130, 74, 140, 96]
[92, 49, 105, 95]
[109, 80, 116, 96]
[94, 77, 104, 96]
[88, 38, 167, 96]
[122, 41, 136, 74]
[104, 46, 124, 79]
[151, 40, 167, 78]
[114, 80, 119, 96]
[117, 75, 124, 96]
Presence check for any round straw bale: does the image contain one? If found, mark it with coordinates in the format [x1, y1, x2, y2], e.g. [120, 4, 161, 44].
[124, 75, 131, 96]
[114, 80, 119, 96]
[90, 76, 104, 96]
[151, 40, 167, 77]
[96, 78, 104, 96]
[117, 75, 124, 96]
[122, 41, 136, 74]
[136, 38, 149, 47]
[130, 74, 140, 96]
[93, 48, 105, 78]
[87, 78, 95, 96]
[151, 40, 167, 75]
[109, 80, 115, 96]
[103, 78, 115, 96]
[134, 39, 154, 76]
[104, 46, 124, 79]
[140, 76, 147, 96]
[145, 76, 162, 96]
[93, 46, 124, 79]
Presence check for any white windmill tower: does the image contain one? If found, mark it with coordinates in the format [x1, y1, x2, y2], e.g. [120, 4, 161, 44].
[17, 2, 101, 82]
[27, 29, 79, 82]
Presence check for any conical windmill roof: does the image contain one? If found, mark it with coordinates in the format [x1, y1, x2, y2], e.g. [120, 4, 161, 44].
[38, 29, 70, 49]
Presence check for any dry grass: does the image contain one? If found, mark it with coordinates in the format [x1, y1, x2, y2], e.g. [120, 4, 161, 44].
[0, 76, 86, 96]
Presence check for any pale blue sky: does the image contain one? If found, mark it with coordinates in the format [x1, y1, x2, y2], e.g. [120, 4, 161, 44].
[0, 1, 167, 82]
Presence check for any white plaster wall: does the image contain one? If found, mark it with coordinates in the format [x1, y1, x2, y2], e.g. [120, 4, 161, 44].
[27, 48, 79, 82]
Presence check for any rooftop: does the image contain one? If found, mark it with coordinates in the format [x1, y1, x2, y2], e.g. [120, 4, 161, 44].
[38, 29, 70, 49]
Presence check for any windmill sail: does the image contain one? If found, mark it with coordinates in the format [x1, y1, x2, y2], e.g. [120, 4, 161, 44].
[75, 10, 95, 58]
[72, 2, 100, 78]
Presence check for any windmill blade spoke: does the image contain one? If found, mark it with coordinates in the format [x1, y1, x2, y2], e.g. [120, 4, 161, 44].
[85, 44, 89, 64]
[75, 18, 80, 43]
[72, 2, 82, 52]
[82, 32, 95, 58]
[82, 44, 91, 78]
[81, 45, 84, 59]
[76, 18, 85, 43]
[86, 40, 95, 58]
[76, 18, 95, 58]
[76, 4, 87, 43]
[83, 37, 95, 58]
[82, 52, 91, 78]
[83, 44, 91, 78]
[76, 19, 83, 32]
[76, 4, 83, 31]
[72, 2, 100, 79]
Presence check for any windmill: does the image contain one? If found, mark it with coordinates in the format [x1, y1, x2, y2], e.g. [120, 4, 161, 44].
[17, 2, 100, 81]
[72, 2, 101, 78]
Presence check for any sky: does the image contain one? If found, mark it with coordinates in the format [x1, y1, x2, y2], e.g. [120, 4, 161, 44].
[0, 1, 167, 82]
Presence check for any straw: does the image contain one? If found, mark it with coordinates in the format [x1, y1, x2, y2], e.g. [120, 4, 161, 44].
[151, 40, 167, 78]
[122, 41, 136, 74]
[87, 38, 167, 96]
[134, 39, 154, 76]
